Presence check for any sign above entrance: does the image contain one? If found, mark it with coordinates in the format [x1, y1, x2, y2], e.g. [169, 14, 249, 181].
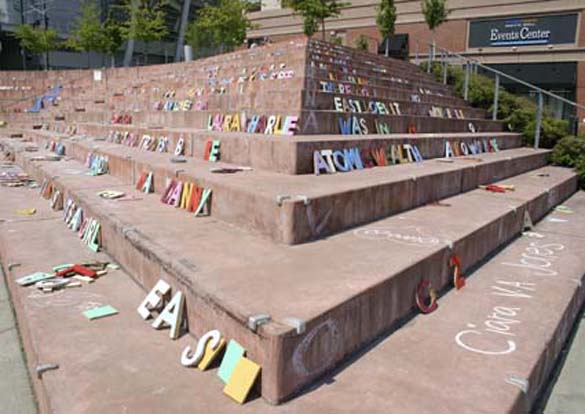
[469, 13, 578, 48]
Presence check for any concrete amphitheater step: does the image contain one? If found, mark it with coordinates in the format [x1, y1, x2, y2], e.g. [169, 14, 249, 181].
[13, 121, 524, 174]
[7, 130, 549, 244]
[1, 142, 577, 402]
[298, 190, 585, 413]
[6, 108, 504, 135]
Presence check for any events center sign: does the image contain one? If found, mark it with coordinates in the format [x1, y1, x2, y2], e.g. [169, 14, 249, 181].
[469, 13, 578, 48]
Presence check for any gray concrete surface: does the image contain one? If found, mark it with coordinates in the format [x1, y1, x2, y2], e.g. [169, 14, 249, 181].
[542, 307, 585, 414]
[0, 265, 37, 414]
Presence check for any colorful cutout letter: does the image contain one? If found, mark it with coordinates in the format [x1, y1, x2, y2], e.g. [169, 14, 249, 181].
[151, 291, 185, 339]
[137, 279, 171, 319]
[181, 329, 222, 367]
[223, 357, 261, 404]
[218, 340, 245, 383]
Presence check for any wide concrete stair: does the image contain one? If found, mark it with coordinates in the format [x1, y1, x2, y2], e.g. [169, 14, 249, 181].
[7, 128, 548, 244]
[1, 134, 579, 406]
[1, 38, 584, 412]
[3, 39, 505, 135]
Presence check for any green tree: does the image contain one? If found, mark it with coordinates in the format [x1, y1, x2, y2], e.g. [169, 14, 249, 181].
[376, 0, 396, 57]
[355, 34, 369, 51]
[185, 0, 253, 53]
[117, 0, 169, 64]
[286, 0, 349, 40]
[421, 0, 449, 57]
[302, 15, 318, 38]
[97, 17, 124, 67]
[12, 24, 59, 70]
[66, 0, 103, 68]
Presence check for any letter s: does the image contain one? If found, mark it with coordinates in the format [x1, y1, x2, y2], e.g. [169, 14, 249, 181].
[181, 330, 222, 367]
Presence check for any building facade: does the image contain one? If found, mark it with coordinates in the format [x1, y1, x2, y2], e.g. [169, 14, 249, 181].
[248, 0, 585, 132]
[0, 0, 200, 70]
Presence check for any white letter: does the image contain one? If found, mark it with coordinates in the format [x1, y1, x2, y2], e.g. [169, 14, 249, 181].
[137, 279, 171, 320]
[181, 330, 222, 367]
[152, 291, 185, 339]
[455, 330, 516, 355]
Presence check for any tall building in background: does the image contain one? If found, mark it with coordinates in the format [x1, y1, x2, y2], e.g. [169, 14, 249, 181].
[0, 0, 204, 70]
[247, 0, 585, 131]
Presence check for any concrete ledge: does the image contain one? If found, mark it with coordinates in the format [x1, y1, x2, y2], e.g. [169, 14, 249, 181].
[9, 132, 549, 244]
[31, 121, 523, 174]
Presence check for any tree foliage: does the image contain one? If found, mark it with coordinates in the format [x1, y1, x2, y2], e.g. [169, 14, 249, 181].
[186, 0, 253, 52]
[117, 0, 169, 44]
[421, 0, 448, 32]
[286, 0, 348, 40]
[376, 0, 396, 56]
[66, 2, 123, 66]
[376, 0, 396, 40]
[355, 35, 369, 51]
[424, 61, 570, 149]
[13, 24, 59, 55]
[552, 135, 585, 189]
[66, 1, 103, 53]
[97, 17, 124, 65]
[12, 24, 59, 69]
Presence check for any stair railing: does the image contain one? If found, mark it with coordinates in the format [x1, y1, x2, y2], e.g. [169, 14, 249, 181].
[418, 42, 585, 149]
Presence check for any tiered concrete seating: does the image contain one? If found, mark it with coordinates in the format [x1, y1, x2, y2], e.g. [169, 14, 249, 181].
[1, 39, 583, 411]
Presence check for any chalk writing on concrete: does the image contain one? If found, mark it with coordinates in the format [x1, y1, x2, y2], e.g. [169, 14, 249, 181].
[292, 319, 342, 377]
[454, 240, 565, 356]
[353, 226, 441, 247]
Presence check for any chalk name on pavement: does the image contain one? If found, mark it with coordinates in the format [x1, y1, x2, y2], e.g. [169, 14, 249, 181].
[455, 239, 564, 356]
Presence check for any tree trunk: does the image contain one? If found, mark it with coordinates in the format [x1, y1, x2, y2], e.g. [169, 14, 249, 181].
[321, 18, 326, 41]
[87, 52, 91, 69]
[111, 54, 115, 68]
[385, 36, 389, 57]
[175, 0, 191, 62]
[44, 52, 49, 71]
[432, 29, 436, 60]
[123, 38, 135, 67]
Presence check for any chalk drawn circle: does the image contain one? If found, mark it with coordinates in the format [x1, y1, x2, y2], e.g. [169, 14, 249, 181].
[292, 320, 342, 377]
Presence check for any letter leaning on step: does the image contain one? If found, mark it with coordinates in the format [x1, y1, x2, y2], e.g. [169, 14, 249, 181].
[321, 150, 336, 173]
[138, 279, 171, 319]
[152, 291, 185, 339]
[264, 116, 277, 134]
[194, 189, 213, 216]
[314, 151, 330, 175]
[444, 141, 454, 158]
[181, 330, 222, 367]
[343, 148, 364, 170]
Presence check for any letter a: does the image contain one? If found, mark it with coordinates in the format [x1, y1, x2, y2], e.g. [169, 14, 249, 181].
[152, 291, 185, 339]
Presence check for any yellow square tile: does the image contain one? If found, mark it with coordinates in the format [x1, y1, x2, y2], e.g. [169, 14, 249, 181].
[223, 357, 261, 404]
[198, 338, 226, 371]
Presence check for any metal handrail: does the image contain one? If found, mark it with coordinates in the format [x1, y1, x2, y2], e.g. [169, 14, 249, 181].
[430, 44, 585, 112]
[418, 42, 584, 148]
